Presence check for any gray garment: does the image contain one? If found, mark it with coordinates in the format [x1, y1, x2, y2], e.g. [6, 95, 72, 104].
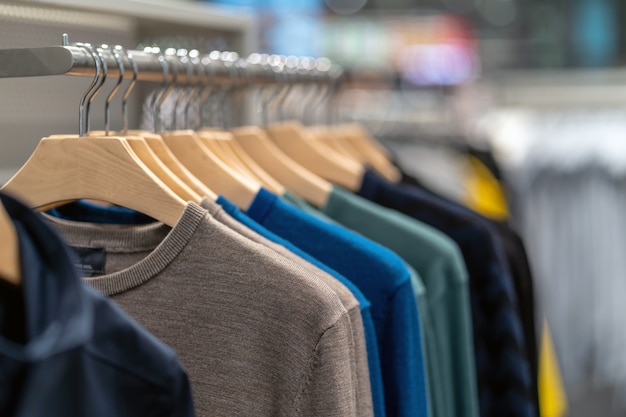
[514, 167, 626, 401]
[508, 115, 626, 413]
[199, 197, 373, 417]
[45, 203, 358, 417]
[386, 141, 468, 204]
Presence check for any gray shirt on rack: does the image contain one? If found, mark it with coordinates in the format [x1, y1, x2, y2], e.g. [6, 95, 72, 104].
[45, 203, 358, 417]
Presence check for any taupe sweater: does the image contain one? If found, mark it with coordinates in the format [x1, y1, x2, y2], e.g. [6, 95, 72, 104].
[46, 203, 358, 417]
[200, 197, 373, 417]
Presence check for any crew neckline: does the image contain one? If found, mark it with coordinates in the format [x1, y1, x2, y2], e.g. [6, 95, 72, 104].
[43, 203, 209, 296]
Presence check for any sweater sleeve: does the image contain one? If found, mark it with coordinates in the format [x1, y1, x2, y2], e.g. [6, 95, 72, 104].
[295, 311, 358, 417]
[350, 307, 375, 417]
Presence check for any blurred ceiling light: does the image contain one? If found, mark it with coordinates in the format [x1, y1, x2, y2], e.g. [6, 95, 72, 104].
[325, 0, 368, 15]
[441, 0, 478, 14]
[399, 44, 480, 86]
[478, 0, 517, 26]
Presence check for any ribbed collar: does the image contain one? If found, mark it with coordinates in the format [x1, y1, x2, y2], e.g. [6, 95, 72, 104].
[43, 203, 209, 297]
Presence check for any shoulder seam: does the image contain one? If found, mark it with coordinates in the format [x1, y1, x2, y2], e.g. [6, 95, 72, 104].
[292, 310, 351, 415]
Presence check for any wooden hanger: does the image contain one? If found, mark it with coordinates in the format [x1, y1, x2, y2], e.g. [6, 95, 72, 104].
[0, 200, 20, 286]
[198, 129, 285, 194]
[2, 135, 188, 227]
[135, 131, 217, 200]
[91, 131, 202, 204]
[221, 132, 286, 195]
[118, 48, 214, 205]
[2, 44, 188, 227]
[309, 125, 365, 161]
[337, 123, 401, 182]
[232, 126, 332, 208]
[314, 124, 401, 182]
[266, 121, 364, 191]
[161, 129, 259, 210]
[197, 130, 257, 181]
[124, 136, 201, 204]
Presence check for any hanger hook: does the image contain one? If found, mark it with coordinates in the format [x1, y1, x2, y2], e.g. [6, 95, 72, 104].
[183, 52, 203, 130]
[104, 45, 125, 136]
[230, 58, 253, 128]
[84, 45, 108, 136]
[173, 50, 193, 131]
[297, 57, 325, 125]
[80, 44, 108, 136]
[272, 56, 296, 123]
[76, 43, 101, 137]
[121, 48, 138, 135]
[253, 54, 271, 126]
[327, 69, 345, 125]
[257, 55, 284, 126]
[153, 49, 178, 133]
[201, 52, 225, 128]
[197, 54, 216, 128]
[150, 49, 169, 133]
[218, 52, 240, 130]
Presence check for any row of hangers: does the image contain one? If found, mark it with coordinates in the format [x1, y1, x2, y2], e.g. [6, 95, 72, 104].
[0, 38, 402, 286]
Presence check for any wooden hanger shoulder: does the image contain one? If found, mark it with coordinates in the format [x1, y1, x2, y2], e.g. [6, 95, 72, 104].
[161, 130, 259, 210]
[309, 126, 365, 162]
[232, 126, 331, 208]
[124, 136, 201, 204]
[196, 130, 255, 181]
[200, 130, 285, 195]
[1, 135, 187, 227]
[341, 124, 401, 182]
[0, 200, 20, 286]
[85, 131, 202, 203]
[138, 132, 217, 200]
[266, 121, 364, 191]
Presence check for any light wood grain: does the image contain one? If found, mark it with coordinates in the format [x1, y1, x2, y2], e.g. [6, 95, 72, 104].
[0, 201, 20, 286]
[137, 131, 217, 200]
[161, 130, 259, 210]
[340, 124, 401, 183]
[267, 121, 364, 191]
[2, 135, 187, 227]
[125, 136, 202, 203]
[232, 126, 331, 208]
[199, 130, 285, 194]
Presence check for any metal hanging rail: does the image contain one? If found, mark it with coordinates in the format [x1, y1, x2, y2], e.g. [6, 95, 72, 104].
[0, 43, 343, 85]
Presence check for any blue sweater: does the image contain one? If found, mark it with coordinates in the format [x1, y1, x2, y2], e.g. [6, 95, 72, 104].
[215, 196, 386, 417]
[237, 188, 429, 417]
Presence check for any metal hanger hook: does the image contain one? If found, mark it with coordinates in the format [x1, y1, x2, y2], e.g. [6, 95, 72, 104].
[257, 55, 287, 126]
[152, 49, 178, 133]
[121, 48, 138, 135]
[184, 52, 204, 130]
[197, 54, 216, 129]
[84, 45, 108, 136]
[149, 49, 169, 133]
[173, 50, 193, 131]
[272, 56, 296, 123]
[76, 43, 101, 137]
[104, 45, 125, 136]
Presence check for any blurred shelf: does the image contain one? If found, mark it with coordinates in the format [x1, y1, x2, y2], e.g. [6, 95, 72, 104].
[488, 68, 626, 108]
[15, 0, 257, 53]
[22, 0, 254, 33]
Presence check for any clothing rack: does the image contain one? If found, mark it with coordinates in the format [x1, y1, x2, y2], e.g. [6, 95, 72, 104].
[0, 42, 343, 85]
